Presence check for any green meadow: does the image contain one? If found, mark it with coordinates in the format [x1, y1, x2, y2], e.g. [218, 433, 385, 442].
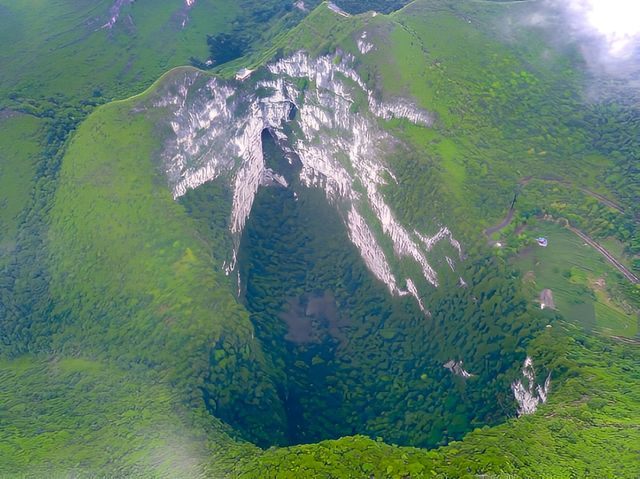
[514, 221, 638, 338]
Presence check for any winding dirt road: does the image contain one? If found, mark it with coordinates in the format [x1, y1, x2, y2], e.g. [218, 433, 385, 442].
[484, 176, 638, 284]
[564, 222, 639, 284]
[484, 206, 514, 241]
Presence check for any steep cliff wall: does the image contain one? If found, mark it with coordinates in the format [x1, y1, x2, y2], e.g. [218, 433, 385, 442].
[150, 51, 463, 313]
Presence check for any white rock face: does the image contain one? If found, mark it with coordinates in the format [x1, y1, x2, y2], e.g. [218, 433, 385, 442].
[416, 226, 463, 256]
[443, 360, 474, 378]
[152, 51, 461, 313]
[357, 32, 375, 54]
[405, 278, 427, 313]
[101, 0, 134, 29]
[346, 206, 401, 294]
[512, 356, 551, 416]
[327, 2, 350, 17]
[180, 0, 197, 27]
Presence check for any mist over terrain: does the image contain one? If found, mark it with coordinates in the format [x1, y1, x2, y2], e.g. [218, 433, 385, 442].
[507, 0, 640, 99]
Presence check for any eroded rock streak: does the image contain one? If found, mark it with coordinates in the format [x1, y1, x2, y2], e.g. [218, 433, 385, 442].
[512, 356, 551, 416]
[153, 51, 461, 312]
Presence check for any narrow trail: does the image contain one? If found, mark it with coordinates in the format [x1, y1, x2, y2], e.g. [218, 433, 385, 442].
[485, 211, 639, 284]
[581, 188, 624, 213]
[483, 176, 638, 285]
[484, 207, 514, 241]
[485, 175, 627, 242]
[564, 222, 639, 285]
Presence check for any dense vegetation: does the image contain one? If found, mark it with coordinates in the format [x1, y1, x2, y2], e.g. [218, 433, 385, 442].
[0, 98, 95, 351]
[1, 0, 638, 477]
[0, 356, 258, 477]
[190, 0, 311, 69]
[333, 0, 412, 14]
[239, 323, 640, 478]
[223, 134, 546, 448]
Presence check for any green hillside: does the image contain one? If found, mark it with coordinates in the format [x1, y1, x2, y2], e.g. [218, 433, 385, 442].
[0, 112, 44, 263]
[0, 356, 258, 477]
[1, 0, 638, 477]
[0, 0, 309, 103]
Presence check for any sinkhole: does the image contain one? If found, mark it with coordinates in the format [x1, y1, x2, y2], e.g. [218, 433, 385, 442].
[184, 129, 533, 449]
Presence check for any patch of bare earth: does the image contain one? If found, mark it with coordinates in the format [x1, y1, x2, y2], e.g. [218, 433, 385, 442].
[280, 291, 349, 346]
[539, 288, 555, 310]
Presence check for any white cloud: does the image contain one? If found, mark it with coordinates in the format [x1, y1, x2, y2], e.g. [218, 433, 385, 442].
[564, 0, 640, 58]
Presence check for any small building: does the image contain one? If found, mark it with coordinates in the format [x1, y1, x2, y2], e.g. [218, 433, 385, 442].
[235, 68, 253, 81]
[536, 237, 548, 247]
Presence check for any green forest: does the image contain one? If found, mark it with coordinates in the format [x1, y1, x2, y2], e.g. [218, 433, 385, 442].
[0, 0, 638, 477]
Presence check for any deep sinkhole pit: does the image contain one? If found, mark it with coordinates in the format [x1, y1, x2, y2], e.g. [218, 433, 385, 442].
[195, 129, 525, 449]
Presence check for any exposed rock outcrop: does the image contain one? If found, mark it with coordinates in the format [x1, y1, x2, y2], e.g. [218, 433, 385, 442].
[101, 0, 134, 29]
[512, 356, 551, 416]
[444, 360, 474, 378]
[151, 51, 461, 313]
[357, 32, 375, 54]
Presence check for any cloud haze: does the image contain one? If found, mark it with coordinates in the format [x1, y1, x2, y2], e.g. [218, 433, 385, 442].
[562, 0, 640, 59]
[510, 0, 640, 85]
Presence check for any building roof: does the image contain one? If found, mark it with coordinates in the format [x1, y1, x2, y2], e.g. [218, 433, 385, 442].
[235, 68, 253, 81]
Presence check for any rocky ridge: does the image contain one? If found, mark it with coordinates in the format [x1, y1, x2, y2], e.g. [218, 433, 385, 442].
[151, 50, 462, 314]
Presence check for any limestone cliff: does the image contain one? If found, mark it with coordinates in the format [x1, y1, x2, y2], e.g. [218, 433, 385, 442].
[150, 50, 463, 313]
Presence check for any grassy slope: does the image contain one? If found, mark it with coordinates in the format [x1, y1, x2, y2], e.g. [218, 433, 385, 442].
[514, 221, 638, 338]
[7, 100, 263, 475]
[0, 356, 257, 478]
[0, 0, 240, 102]
[0, 0, 311, 104]
[0, 0, 311, 273]
[0, 0, 313, 350]
[340, 0, 635, 250]
[0, 112, 43, 262]
[353, 0, 639, 328]
[298, 0, 639, 318]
